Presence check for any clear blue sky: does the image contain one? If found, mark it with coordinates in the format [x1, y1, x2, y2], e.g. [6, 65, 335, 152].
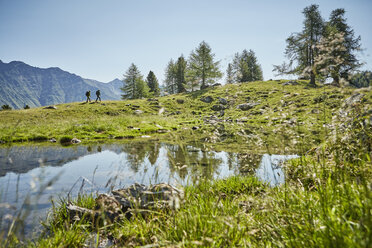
[1, 0, 371, 84]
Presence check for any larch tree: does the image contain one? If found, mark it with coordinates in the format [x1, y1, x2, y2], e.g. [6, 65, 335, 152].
[327, 8, 362, 82]
[274, 4, 324, 86]
[315, 27, 347, 86]
[188, 41, 222, 89]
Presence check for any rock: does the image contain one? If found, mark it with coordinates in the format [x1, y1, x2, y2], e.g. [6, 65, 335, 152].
[311, 109, 320, 114]
[156, 129, 168, 133]
[236, 117, 248, 123]
[218, 97, 228, 105]
[211, 104, 226, 111]
[95, 194, 122, 214]
[282, 80, 299, 86]
[43, 105, 57, 110]
[49, 138, 57, 143]
[71, 138, 81, 144]
[131, 105, 140, 110]
[134, 110, 143, 115]
[147, 98, 158, 102]
[200, 96, 214, 103]
[344, 93, 365, 106]
[218, 110, 225, 117]
[192, 126, 199, 130]
[212, 83, 221, 87]
[112, 183, 183, 211]
[237, 102, 259, 111]
[313, 95, 326, 103]
[203, 115, 223, 125]
[176, 99, 184, 104]
[158, 107, 165, 115]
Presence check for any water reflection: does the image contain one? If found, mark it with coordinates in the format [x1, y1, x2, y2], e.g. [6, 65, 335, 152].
[256, 154, 299, 186]
[0, 142, 298, 236]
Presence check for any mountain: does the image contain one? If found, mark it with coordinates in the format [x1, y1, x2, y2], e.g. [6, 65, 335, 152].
[0, 60, 123, 109]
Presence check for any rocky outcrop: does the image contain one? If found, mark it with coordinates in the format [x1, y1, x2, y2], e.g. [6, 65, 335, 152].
[237, 102, 260, 111]
[200, 96, 214, 103]
[66, 183, 183, 224]
[218, 97, 228, 105]
[211, 104, 227, 111]
[343, 93, 365, 107]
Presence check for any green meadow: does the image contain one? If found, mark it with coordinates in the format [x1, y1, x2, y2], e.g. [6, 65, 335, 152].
[1, 81, 371, 247]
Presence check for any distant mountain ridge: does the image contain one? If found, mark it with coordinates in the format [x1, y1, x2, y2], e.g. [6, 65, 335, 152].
[0, 60, 123, 109]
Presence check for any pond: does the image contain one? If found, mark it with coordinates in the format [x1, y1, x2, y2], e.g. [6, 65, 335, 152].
[0, 141, 298, 236]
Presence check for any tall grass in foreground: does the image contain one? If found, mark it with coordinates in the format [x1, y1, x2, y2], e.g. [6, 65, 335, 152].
[1, 150, 371, 247]
[1, 92, 371, 247]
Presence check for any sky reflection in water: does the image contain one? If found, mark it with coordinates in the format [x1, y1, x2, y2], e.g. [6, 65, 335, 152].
[0, 142, 297, 235]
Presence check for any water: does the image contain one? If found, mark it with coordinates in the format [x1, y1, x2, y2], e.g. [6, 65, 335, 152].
[0, 142, 298, 236]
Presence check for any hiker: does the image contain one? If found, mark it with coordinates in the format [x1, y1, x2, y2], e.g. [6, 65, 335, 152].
[85, 90, 91, 102]
[95, 90, 101, 102]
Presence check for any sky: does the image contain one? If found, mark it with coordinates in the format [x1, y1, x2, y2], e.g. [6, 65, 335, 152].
[0, 0, 371, 84]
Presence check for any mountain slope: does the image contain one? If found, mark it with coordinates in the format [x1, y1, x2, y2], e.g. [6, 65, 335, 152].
[0, 60, 123, 108]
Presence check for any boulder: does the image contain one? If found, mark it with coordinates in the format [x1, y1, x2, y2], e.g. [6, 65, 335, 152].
[211, 104, 226, 111]
[112, 183, 183, 211]
[176, 99, 185, 104]
[200, 96, 214, 103]
[218, 97, 228, 105]
[237, 102, 259, 111]
[344, 93, 365, 106]
[133, 110, 143, 115]
[71, 138, 81, 144]
[282, 80, 299, 86]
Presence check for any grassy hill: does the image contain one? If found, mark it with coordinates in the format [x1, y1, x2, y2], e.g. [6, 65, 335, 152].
[1, 80, 370, 153]
[1, 80, 372, 247]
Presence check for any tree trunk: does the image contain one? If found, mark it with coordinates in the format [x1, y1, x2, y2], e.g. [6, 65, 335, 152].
[332, 74, 340, 87]
[309, 71, 316, 87]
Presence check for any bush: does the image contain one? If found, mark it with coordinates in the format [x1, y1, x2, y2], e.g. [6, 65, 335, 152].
[1, 104, 12, 110]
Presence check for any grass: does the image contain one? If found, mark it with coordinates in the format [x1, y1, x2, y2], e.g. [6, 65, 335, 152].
[1, 80, 371, 247]
[11, 147, 370, 247]
[1, 80, 370, 152]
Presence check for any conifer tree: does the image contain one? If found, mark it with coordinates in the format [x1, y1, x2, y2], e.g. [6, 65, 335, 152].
[274, 4, 324, 86]
[188, 41, 222, 89]
[164, 59, 177, 94]
[315, 27, 347, 86]
[146, 71, 160, 97]
[175, 55, 187, 93]
[121, 63, 149, 99]
[327, 8, 362, 81]
[232, 49, 263, 82]
[226, 63, 234, 84]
